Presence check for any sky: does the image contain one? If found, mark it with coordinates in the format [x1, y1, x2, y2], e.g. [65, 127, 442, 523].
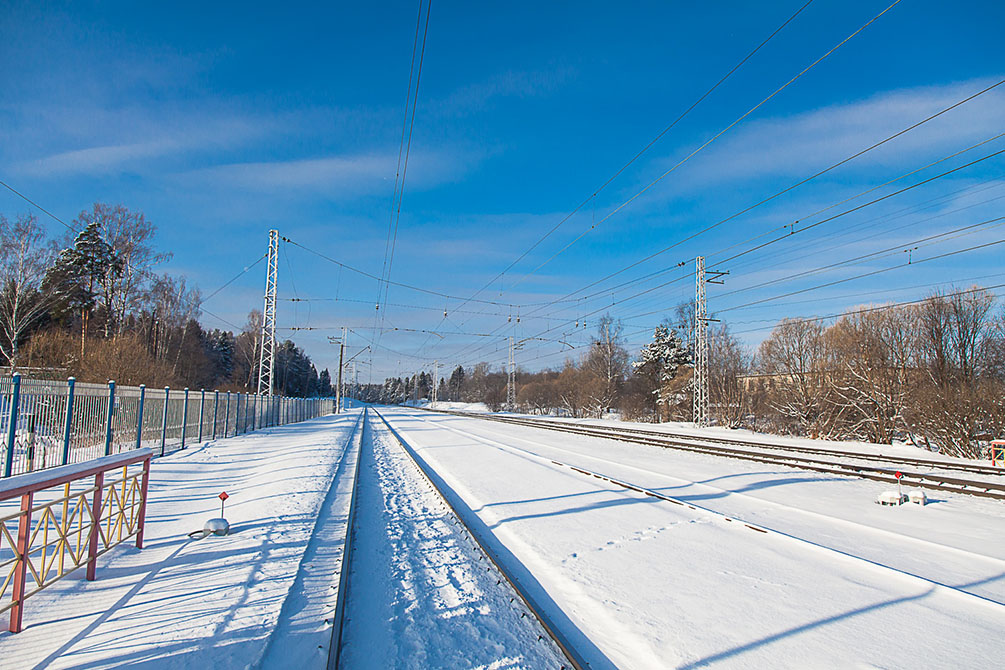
[1, 0, 1003, 383]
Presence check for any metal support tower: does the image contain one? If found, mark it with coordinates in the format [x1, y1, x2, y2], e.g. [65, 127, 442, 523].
[506, 336, 516, 411]
[432, 360, 438, 404]
[336, 327, 345, 413]
[693, 256, 709, 428]
[257, 230, 279, 397]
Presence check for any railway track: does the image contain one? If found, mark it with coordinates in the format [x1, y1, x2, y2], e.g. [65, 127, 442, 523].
[327, 407, 587, 669]
[423, 409, 1005, 501]
[405, 411, 1005, 609]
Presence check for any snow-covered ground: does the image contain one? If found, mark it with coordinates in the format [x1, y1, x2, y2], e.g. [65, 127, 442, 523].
[433, 401, 1000, 466]
[338, 414, 565, 668]
[382, 407, 1005, 669]
[5, 404, 1004, 669]
[0, 411, 363, 669]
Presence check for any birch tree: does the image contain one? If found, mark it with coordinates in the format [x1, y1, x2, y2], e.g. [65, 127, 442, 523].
[0, 214, 58, 367]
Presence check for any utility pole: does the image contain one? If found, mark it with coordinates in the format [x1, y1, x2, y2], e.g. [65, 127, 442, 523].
[336, 326, 345, 413]
[257, 230, 279, 397]
[693, 257, 708, 428]
[351, 363, 357, 404]
[507, 336, 516, 411]
[432, 360, 438, 404]
[693, 256, 727, 429]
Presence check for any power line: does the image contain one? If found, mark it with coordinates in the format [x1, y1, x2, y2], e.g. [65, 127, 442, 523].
[729, 282, 1005, 335]
[284, 236, 517, 306]
[498, 78, 1004, 323]
[0, 177, 266, 333]
[498, 0, 905, 298]
[377, 0, 433, 334]
[444, 0, 818, 314]
[718, 236, 1005, 314]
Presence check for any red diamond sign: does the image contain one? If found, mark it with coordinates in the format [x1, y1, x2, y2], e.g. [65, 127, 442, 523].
[894, 472, 903, 480]
[219, 491, 229, 501]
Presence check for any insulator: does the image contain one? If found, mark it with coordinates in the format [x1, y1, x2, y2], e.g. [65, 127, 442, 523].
[375, 303, 380, 310]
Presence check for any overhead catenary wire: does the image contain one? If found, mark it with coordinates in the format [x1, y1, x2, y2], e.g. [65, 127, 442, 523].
[376, 0, 433, 335]
[284, 237, 517, 306]
[728, 282, 1005, 335]
[486, 78, 1005, 327]
[442, 0, 818, 315]
[460, 137, 1005, 360]
[497, 0, 905, 299]
[0, 177, 259, 332]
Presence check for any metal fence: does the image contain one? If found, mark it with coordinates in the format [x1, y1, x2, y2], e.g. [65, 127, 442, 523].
[1, 374, 335, 478]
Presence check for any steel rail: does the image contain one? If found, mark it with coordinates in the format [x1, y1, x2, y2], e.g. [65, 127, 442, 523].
[423, 409, 1005, 501]
[565, 421, 1005, 476]
[371, 407, 587, 670]
[407, 414, 1005, 610]
[325, 408, 366, 670]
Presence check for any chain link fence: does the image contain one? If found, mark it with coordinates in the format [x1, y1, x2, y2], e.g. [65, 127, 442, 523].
[1, 374, 335, 478]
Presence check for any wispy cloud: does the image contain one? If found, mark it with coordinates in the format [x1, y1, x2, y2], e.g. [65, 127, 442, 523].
[181, 147, 480, 196]
[10, 104, 274, 176]
[435, 66, 575, 116]
[670, 78, 1005, 187]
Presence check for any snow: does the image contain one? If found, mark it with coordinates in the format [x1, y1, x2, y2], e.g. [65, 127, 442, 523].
[4, 404, 1005, 668]
[492, 410, 999, 467]
[427, 401, 491, 413]
[383, 407, 1005, 669]
[0, 412, 363, 669]
[338, 414, 566, 668]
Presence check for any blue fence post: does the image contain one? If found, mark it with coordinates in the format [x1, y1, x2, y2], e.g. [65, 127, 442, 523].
[212, 391, 219, 440]
[181, 388, 189, 448]
[4, 373, 22, 477]
[225, 392, 231, 438]
[251, 394, 256, 432]
[136, 384, 146, 451]
[103, 380, 116, 456]
[198, 389, 205, 443]
[61, 377, 76, 466]
[160, 387, 170, 457]
[235, 393, 242, 435]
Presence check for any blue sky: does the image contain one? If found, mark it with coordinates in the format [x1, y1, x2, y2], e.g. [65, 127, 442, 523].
[2, 1, 1003, 382]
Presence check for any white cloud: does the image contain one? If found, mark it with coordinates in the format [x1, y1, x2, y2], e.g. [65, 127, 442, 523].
[181, 147, 479, 196]
[659, 78, 1005, 188]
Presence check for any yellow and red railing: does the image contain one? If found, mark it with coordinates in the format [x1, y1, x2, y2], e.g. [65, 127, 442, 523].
[0, 448, 151, 633]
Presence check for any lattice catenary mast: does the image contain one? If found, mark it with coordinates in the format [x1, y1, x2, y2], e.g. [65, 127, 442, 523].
[507, 336, 516, 411]
[692, 256, 709, 428]
[257, 230, 279, 397]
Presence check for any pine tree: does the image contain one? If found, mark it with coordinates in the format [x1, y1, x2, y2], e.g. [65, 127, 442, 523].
[43, 222, 121, 356]
[634, 324, 691, 419]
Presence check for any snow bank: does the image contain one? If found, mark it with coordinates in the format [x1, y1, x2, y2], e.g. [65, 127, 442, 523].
[0, 411, 362, 669]
[385, 408, 1005, 669]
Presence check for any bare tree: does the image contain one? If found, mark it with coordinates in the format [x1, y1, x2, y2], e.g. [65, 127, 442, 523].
[583, 315, 629, 417]
[234, 310, 263, 390]
[708, 323, 750, 428]
[825, 306, 916, 443]
[910, 289, 999, 457]
[757, 318, 829, 435]
[0, 214, 58, 367]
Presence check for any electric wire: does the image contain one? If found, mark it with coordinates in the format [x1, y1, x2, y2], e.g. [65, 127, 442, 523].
[498, 0, 905, 298]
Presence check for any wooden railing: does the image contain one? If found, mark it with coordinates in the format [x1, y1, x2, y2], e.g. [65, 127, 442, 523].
[0, 448, 151, 632]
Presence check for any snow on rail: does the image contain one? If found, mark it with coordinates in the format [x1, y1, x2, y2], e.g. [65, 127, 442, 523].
[335, 410, 570, 669]
[382, 407, 1005, 669]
